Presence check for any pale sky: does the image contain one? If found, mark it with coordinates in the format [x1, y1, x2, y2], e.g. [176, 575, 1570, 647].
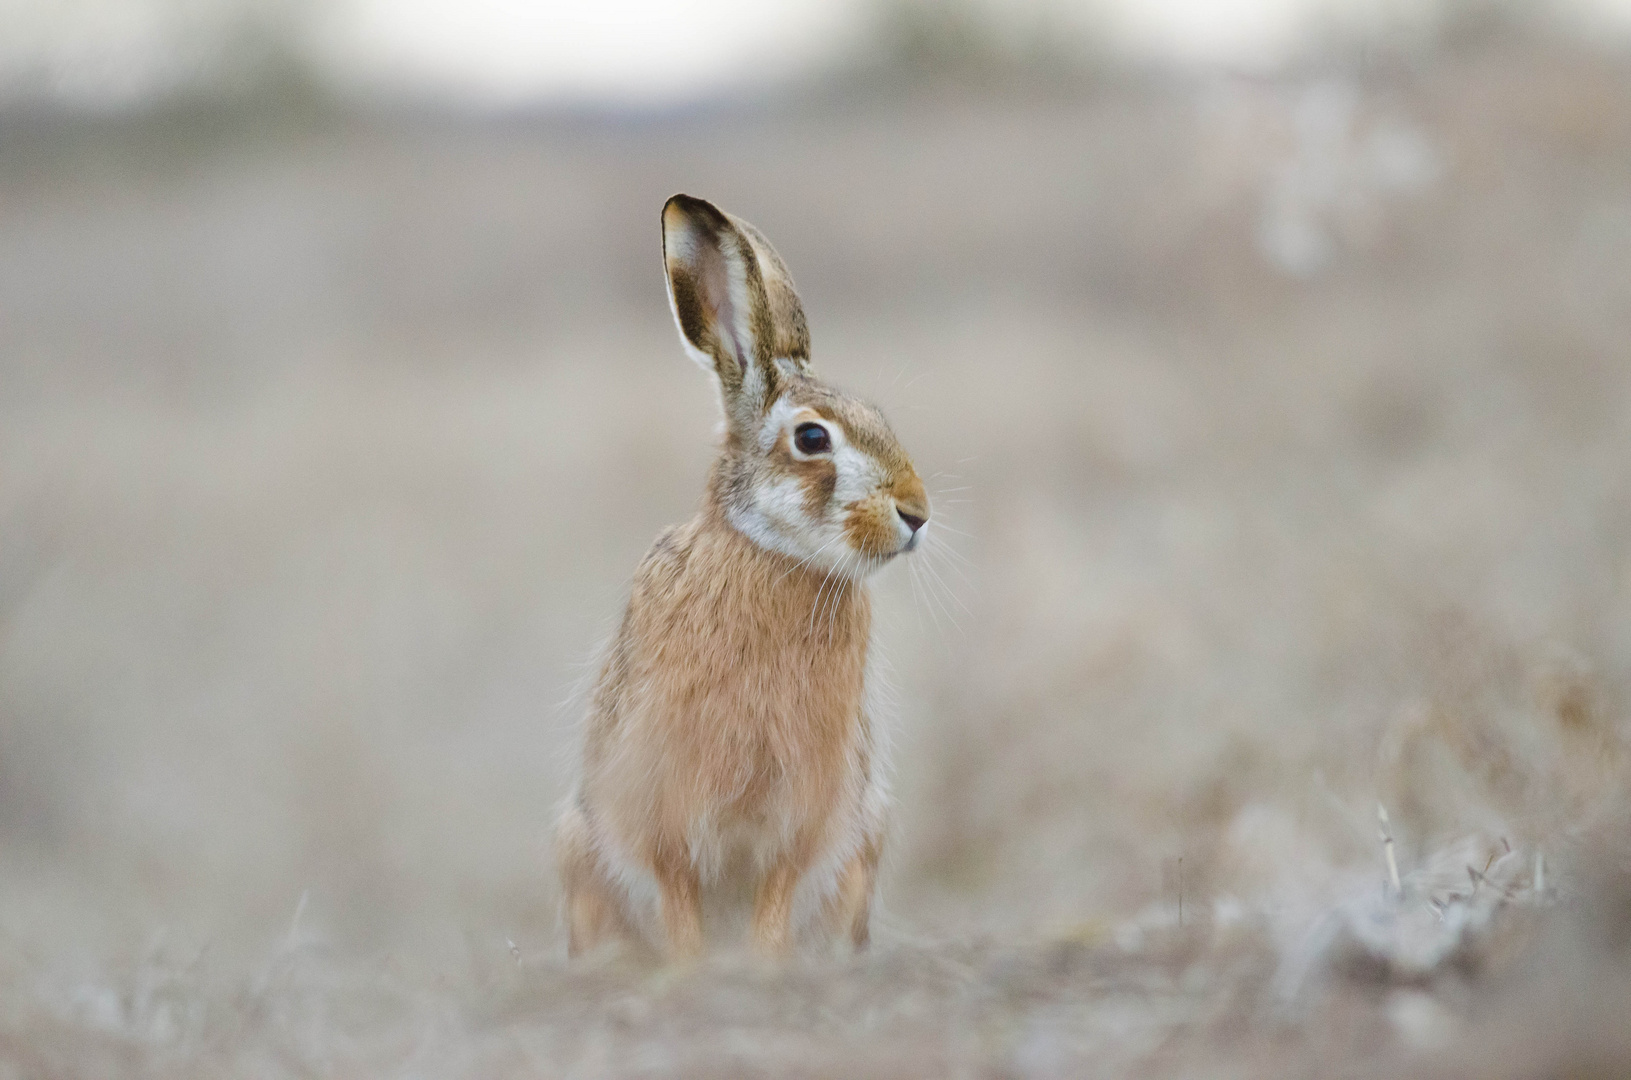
[6, 0, 1631, 107]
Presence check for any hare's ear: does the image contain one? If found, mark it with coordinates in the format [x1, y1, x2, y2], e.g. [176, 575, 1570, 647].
[662, 195, 810, 431]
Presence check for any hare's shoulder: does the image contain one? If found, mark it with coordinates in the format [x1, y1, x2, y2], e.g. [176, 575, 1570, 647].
[634, 521, 695, 580]
[646, 522, 688, 561]
[626, 514, 798, 624]
[626, 519, 709, 612]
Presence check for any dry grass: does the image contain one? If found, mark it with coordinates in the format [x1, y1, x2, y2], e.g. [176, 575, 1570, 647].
[2, 25, 1630, 1077]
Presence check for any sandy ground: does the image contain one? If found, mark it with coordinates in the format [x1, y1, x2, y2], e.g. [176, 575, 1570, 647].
[2, 26, 1631, 1077]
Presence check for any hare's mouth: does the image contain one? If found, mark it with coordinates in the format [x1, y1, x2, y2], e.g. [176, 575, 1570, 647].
[874, 521, 925, 559]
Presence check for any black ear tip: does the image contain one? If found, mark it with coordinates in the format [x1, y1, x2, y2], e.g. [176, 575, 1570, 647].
[663, 193, 726, 230]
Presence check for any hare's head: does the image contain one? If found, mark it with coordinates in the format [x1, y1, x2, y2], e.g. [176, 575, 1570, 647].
[662, 194, 928, 580]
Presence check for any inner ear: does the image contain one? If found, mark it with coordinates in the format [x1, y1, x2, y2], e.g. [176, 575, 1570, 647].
[694, 238, 747, 377]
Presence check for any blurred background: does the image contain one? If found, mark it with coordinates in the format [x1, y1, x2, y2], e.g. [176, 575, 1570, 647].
[4, 0, 1631, 1074]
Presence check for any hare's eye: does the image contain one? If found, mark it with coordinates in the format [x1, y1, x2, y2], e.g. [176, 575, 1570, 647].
[793, 422, 832, 455]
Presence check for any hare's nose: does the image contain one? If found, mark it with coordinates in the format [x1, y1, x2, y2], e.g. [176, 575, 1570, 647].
[892, 476, 929, 536]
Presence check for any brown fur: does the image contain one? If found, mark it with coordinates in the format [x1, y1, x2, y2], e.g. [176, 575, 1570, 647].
[556, 196, 921, 960]
[564, 499, 880, 957]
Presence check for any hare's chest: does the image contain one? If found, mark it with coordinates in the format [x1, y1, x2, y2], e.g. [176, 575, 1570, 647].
[662, 633, 859, 779]
[697, 652, 862, 766]
[683, 698, 858, 877]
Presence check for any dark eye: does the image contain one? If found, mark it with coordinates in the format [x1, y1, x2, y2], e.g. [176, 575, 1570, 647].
[793, 422, 832, 455]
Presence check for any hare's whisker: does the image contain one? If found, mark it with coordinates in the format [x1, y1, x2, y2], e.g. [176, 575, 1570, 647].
[825, 554, 854, 644]
[921, 551, 970, 625]
[905, 555, 931, 635]
[928, 540, 976, 587]
[809, 556, 845, 637]
[915, 552, 959, 630]
[777, 535, 842, 585]
[926, 538, 972, 580]
[908, 558, 946, 637]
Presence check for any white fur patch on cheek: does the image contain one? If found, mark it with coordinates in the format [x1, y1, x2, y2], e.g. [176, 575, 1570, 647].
[729, 477, 818, 560]
[832, 444, 881, 507]
[758, 476, 811, 533]
[727, 475, 854, 572]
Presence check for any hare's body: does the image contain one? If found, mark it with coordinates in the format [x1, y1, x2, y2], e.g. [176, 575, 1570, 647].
[557, 196, 925, 958]
[559, 502, 885, 955]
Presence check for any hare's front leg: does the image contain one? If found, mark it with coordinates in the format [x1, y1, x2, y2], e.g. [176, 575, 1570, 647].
[750, 856, 805, 955]
[751, 830, 830, 955]
[652, 846, 704, 959]
[823, 831, 883, 951]
[556, 801, 636, 958]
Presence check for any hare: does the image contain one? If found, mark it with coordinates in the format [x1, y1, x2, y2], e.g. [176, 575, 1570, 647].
[554, 195, 929, 959]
